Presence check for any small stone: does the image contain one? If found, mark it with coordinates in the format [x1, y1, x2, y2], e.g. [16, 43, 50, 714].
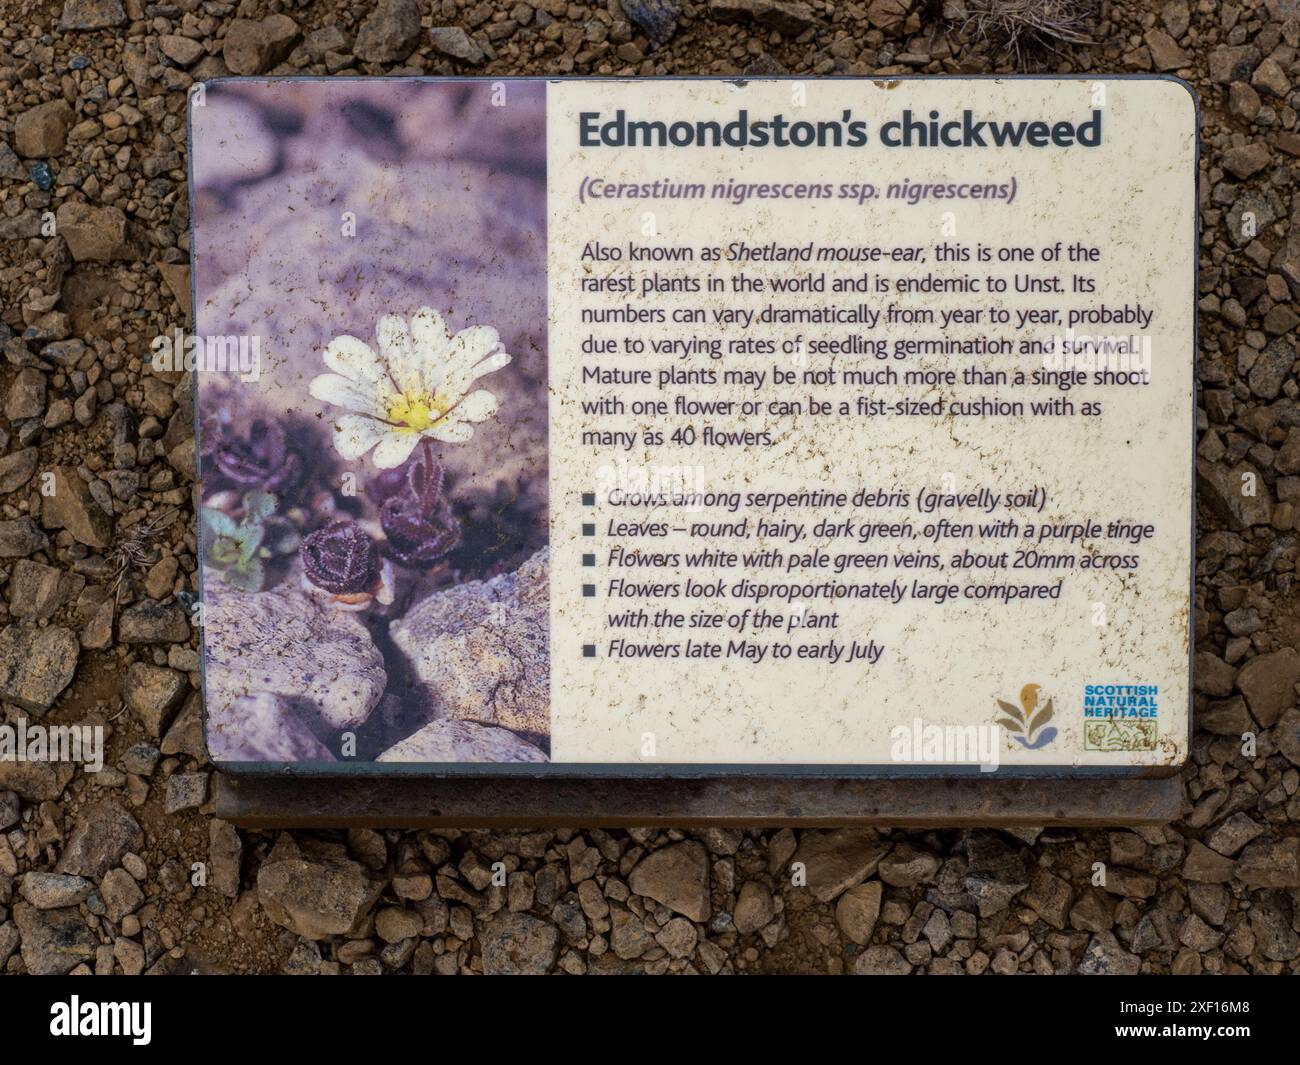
[283, 940, 322, 975]
[621, 0, 680, 45]
[0, 448, 39, 494]
[14, 101, 75, 158]
[56, 801, 144, 878]
[118, 598, 190, 644]
[1208, 44, 1259, 85]
[655, 916, 697, 958]
[7, 560, 84, 620]
[121, 743, 160, 776]
[1274, 707, 1300, 767]
[877, 842, 941, 887]
[0, 519, 49, 558]
[1179, 913, 1224, 952]
[1183, 841, 1236, 883]
[710, 0, 817, 34]
[1248, 337, 1296, 400]
[865, 0, 909, 29]
[609, 906, 651, 958]
[393, 873, 432, 901]
[732, 880, 775, 934]
[223, 15, 301, 75]
[80, 596, 114, 650]
[54, 203, 133, 262]
[852, 944, 911, 974]
[1252, 57, 1291, 98]
[835, 881, 883, 945]
[1023, 869, 1073, 929]
[5, 368, 46, 422]
[1235, 648, 1300, 727]
[428, 27, 485, 64]
[1204, 812, 1264, 857]
[480, 912, 559, 975]
[257, 854, 381, 939]
[19, 872, 93, 909]
[164, 772, 208, 814]
[0, 624, 79, 711]
[1249, 898, 1300, 961]
[159, 34, 204, 67]
[1078, 931, 1141, 975]
[40, 467, 113, 548]
[59, 0, 126, 30]
[122, 663, 187, 738]
[100, 867, 143, 922]
[0, 790, 17, 830]
[1228, 81, 1262, 122]
[375, 907, 422, 943]
[1234, 837, 1300, 888]
[1197, 696, 1253, 736]
[355, 0, 421, 63]
[14, 902, 95, 974]
[1194, 652, 1236, 696]
[113, 937, 145, 975]
[1196, 461, 1274, 529]
[628, 840, 710, 922]
[206, 587, 383, 735]
[791, 829, 891, 902]
[1144, 28, 1187, 70]
[209, 820, 242, 898]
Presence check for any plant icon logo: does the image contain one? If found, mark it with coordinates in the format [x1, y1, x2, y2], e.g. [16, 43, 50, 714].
[995, 684, 1058, 750]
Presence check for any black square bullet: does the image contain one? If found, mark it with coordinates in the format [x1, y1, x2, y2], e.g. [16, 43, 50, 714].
[583, 584, 596, 597]
[582, 644, 596, 657]
[582, 523, 595, 536]
[582, 553, 596, 566]
[582, 492, 596, 505]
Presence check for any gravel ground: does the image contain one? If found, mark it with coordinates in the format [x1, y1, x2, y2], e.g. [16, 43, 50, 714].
[0, 0, 1299, 975]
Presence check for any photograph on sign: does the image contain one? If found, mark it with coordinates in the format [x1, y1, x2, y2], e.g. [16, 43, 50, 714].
[190, 77, 1195, 775]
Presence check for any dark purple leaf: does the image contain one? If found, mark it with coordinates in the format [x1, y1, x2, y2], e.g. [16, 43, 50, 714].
[214, 419, 303, 494]
[380, 455, 461, 566]
[301, 520, 380, 594]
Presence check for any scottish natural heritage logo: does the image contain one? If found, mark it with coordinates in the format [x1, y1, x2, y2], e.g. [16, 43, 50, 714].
[995, 684, 1057, 749]
[1082, 683, 1159, 751]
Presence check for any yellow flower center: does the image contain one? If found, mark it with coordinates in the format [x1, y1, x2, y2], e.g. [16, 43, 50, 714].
[387, 391, 450, 432]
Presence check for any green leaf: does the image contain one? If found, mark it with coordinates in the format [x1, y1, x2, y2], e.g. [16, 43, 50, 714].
[209, 538, 242, 566]
[232, 521, 265, 559]
[202, 507, 238, 538]
[996, 699, 1024, 723]
[1029, 699, 1055, 735]
[243, 491, 277, 521]
[995, 717, 1023, 733]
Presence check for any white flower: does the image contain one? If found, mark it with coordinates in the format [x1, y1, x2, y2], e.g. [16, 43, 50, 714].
[309, 307, 511, 469]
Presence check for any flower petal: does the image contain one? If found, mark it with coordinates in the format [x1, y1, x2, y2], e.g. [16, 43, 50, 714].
[428, 326, 500, 392]
[371, 430, 422, 469]
[451, 389, 499, 424]
[309, 373, 389, 416]
[437, 349, 511, 409]
[331, 414, 388, 460]
[423, 420, 475, 444]
[323, 334, 385, 384]
[376, 314, 420, 394]
[411, 307, 451, 358]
